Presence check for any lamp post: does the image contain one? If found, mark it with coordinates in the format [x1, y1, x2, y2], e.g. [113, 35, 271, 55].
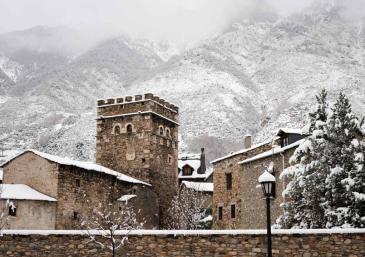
[258, 170, 276, 257]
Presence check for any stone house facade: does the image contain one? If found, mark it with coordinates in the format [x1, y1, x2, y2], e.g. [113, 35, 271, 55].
[1, 150, 158, 229]
[212, 130, 307, 229]
[96, 94, 179, 225]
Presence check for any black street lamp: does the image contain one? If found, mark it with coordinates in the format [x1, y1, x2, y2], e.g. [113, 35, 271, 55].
[258, 170, 276, 257]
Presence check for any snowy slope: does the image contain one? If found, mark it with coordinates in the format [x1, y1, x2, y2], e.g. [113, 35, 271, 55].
[0, 1, 363, 163]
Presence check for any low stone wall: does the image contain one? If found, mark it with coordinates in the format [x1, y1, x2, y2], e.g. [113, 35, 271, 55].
[1, 229, 364, 257]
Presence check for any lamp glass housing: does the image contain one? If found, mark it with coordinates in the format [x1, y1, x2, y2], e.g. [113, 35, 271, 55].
[261, 181, 275, 197]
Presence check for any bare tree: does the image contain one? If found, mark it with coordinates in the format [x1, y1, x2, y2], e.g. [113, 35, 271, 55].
[81, 202, 144, 257]
[165, 187, 209, 229]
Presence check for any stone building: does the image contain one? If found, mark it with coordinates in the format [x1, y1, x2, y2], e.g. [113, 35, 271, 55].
[178, 148, 213, 184]
[0, 150, 158, 229]
[211, 129, 307, 229]
[96, 93, 179, 224]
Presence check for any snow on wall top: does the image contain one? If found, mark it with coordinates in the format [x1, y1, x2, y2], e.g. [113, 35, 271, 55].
[238, 139, 304, 165]
[0, 184, 57, 202]
[2, 228, 365, 236]
[181, 181, 213, 192]
[1, 150, 150, 186]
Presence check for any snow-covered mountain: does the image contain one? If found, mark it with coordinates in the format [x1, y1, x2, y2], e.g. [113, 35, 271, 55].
[0, 1, 364, 163]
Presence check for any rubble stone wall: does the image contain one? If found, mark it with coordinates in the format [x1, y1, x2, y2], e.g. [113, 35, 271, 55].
[1, 231, 364, 257]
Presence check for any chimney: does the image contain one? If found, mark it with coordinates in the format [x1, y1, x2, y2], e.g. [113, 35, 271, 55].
[243, 135, 252, 149]
[198, 148, 206, 174]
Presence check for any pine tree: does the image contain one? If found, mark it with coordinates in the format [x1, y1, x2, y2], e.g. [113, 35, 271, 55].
[325, 92, 360, 227]
[347, 136, 365, 227]
[278, 89, 329, 228]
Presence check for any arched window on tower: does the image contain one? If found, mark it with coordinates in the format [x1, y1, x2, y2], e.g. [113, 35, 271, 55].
[166, 128, 171, 138]
[113, 124, 122, 135]
[126, 124, 133, 133]
[159, 126, 164, 136]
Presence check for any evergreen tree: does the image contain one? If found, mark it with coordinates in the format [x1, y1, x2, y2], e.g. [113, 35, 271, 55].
[347, 136, 365, 227]
[325, 92, 360, 227]
[278, 89, 329, 228]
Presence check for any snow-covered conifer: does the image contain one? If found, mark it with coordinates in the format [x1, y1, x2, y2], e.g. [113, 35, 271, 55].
[325, 92, 361, 227]
[278, 89, 330, 228]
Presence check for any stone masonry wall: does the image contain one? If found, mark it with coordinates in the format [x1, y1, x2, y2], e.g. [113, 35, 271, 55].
[212, 143, 272, 229]
[3, 152, 59, 198]
[1, 231, 364, 257]
[238, 148, 295, 229]
[56, 165, 158, 229]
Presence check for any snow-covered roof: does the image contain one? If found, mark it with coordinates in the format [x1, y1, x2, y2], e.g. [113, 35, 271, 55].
[1, 150, 150, 186]
[181, 181, 213, 192]
[117, 194, 137, 202]
[0, 184, 57, 202]
[200, 215, 212, 222]
[179, 153, 201, 160]
[276, 128, 304, 135]
[238, 139, 304, 165]
[211, 138, 272, 164]
[178, 159, 201, 172]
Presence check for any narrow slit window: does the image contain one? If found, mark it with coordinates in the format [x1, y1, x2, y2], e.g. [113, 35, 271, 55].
[218, 206, 223, 220]
[231, 204, 236, 219]
[226, 173, 232, 190]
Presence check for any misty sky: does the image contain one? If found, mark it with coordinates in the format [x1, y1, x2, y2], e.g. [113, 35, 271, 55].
[0, 0, 363, 45]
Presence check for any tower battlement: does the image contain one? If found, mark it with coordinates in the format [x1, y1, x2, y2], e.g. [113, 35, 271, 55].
[97, 94, 179, 123]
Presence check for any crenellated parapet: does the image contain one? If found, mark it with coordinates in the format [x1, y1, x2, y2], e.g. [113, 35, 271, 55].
[97, 93, 179, 123]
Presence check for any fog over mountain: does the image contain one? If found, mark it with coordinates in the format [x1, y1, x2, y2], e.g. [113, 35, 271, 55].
[0, 0, 364, 163]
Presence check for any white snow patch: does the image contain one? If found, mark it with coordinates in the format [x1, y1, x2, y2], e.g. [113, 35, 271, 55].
[0, 184, 56, 202]
[181, 181, 213, 192]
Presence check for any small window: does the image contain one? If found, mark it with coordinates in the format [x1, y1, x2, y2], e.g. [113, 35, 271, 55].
[182, 165, 193, 176]
[142, 158, 146, 163]
[231, 204, 236, 219]
[168, 156, 172, 164]
[126, 124, 133, 133]
[218, 206, 223, 220]
[226, 173, 232, 190]
[166, 128, 171, 137]
[282, 136, 289, 147]
[76, 179, 80, 187]
[9, 206, 16, 216]
[73, 211, 79, 220]
[159, 126, 164, 136]
[114, 125, 121, 135]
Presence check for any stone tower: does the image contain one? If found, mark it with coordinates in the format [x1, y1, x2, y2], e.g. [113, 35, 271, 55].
[95, 93, 179, 225]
